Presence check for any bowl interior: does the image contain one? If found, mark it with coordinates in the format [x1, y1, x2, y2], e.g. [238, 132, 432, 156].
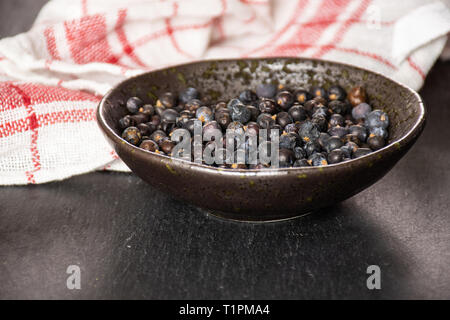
[100, 58, 422, 147]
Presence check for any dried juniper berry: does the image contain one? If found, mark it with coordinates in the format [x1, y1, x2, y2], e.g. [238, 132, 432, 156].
[324, 136, 343, 153]
[159, 92, 177, 108]
[304, 140, 321, 157]
[119, 115, 135, 129]
[308, 152, 328, 167]
[150, 114, 161, 127]
[318, 132, 330, 149]
[284, 123, 299, 134]
[340, 145, 353, 159]
[174, 104, 184, 113]
[122, 126, 141, 145]
[137, 123, 154, 136]
[279, 132, 299, 149]
[246, 105, 260, 121]
[160, 138, 176, 154]
[328, 149, 344, 164]
[196, 106, 214, 123]
[139, 139, 159, 152]
[214, 101, 228, 113]
[276, 91, 295, 110]
[329, 100, 350, 115]
[126, 97, 143, 114]
[203, 121, 221, 138]
[344, 117, 355, 127]
[294, 89, 312, 104]
[227, 121, 246, 136]
[349, 124, 367, 142]
[239, 89, 257, 104]
[256, 83, 277, 99]
[293, 146, 306, 159]
[138, 104, 155, 116]
[310, 86, 328, 100]
[343, 134, 361, 146]
[216, 111, 231, 130]
[179, 87, 199, 104]
[348, 86, 367, 107]
[150, 130, 167, 144]
[159, 120, 176, 133]
[257, 113, 275, 129]
[303, 99, 318, 116]
[154, 103, 166, 117]
[312, 114, 328, 131]
[288, 104, 307, 122]
[185, 99, 202, 112]
[176, 110, 192, 127]
[367, 134, 386, 150]
[328, 126, 348, 139]
[293, 159, 310, 167]
[231, 104, 251, 123]
[130, 113, 148, 125]
[352, 103, 372, 121]
[258, 99, 278, 114]
[328, 85, 346, 101]
[345, 141, 359, 154]
[365, 110, 389, 129]
[298, 121, 321, 143]
[313, 96, 328, 106]
[270, 124, 283, 136]
[369, 126, 388, 139]
[227, 98, 243, 111]
[161, 109, 179, 124]
[329, 114, 345, 127]
[279, 148, 295, 168]
[245, 122, 260, 136]
[276, 112, 293, 129]
[312, 105, 329, 118]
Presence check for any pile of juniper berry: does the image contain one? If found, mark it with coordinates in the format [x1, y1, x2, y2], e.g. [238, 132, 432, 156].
[119, 82, 389, 169]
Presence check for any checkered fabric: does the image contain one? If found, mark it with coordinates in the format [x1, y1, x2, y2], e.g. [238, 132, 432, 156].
[1, 0, 449, 185]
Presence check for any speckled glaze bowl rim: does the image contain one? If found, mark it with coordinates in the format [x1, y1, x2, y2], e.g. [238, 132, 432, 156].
[97, 57, 426, 177]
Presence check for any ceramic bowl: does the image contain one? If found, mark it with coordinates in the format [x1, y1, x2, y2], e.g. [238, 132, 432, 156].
[97, 58, 426, 221]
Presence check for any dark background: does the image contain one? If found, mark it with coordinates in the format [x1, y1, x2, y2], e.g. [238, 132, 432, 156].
[0, 0, 449, 299]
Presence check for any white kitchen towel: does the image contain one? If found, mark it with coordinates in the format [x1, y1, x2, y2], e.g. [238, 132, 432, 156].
[0, 0, 449, 185]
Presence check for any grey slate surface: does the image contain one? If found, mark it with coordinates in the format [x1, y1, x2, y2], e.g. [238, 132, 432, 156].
[0, 0, 449, 299]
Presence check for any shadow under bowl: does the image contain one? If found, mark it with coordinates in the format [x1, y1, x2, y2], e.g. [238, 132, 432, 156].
[97, 58, 425, 221]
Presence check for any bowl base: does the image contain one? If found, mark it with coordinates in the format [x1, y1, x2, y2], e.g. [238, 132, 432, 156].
[204, 209, 314, 223]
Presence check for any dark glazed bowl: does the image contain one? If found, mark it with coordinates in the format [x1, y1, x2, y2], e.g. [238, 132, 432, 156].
[97, 58, 425, 221]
